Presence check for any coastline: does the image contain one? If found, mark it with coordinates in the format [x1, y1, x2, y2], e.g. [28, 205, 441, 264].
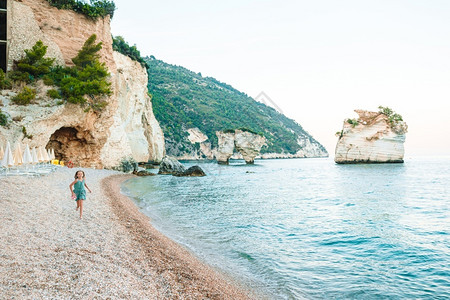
[102, 174, 255, 299]
[0, 167, 254, 299]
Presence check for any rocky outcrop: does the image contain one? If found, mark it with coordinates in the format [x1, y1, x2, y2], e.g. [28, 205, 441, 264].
[174, 127, 328, 161]
[234, 130, 266, 164]
[173, 166, 206, 177]
[215, 131, 235, 164]
[334, 109, 408, 164]
[260, 137, 328, 159]
[215, 130, 266, 164]
[158, 156, 186, 175]
[174, 127, 215, 160]
[133, 169, 156, 176]
[0, 0, 165, 168]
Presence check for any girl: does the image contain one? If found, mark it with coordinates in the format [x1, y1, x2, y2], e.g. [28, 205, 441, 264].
[69, 170, 92, 219]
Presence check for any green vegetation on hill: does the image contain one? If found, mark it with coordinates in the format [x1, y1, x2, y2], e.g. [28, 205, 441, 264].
[46, 0, 115, 19]
[145, 56, 327, 156]
[112, 36, 148, 68]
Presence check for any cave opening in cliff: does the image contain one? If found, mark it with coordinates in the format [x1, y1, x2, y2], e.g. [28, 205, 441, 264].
[0, 0, 7, 73]
[47, 127, 95, 165]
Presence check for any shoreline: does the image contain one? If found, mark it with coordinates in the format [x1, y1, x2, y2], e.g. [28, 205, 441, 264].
[0, 167, 255, 299]
[102, 174, 256, 299]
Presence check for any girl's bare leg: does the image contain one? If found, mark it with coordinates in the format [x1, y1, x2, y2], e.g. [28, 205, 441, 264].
[76, 199, 79, 211]
[79, 200, 83, 219]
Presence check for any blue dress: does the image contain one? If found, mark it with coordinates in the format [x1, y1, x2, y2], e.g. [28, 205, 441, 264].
[74, 179, 86, 201]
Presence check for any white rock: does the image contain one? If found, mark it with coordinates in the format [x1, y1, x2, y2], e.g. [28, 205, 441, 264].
[215, 130, 266, 164]
[334, 109, 407, 164]
[215, 132, 235, 164]
[234, 130, 266, 164]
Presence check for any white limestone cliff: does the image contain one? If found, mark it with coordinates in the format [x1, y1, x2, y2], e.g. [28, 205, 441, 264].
[260, 136, 328, 159]
[100, 52, 165, 167]
[177, 127, 328, 161]
[0, 0, 165, 168]
[334, 109, 407, 164]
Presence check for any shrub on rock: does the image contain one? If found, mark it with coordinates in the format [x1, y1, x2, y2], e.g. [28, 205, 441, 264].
[12, 87, 36, 105]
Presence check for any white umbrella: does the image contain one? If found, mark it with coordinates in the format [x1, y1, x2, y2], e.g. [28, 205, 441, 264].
[1, 141, 15, 167]
[37, 147, 45, 162]
[23, 144, 32, 165]
[42, 146, 50, 162]
[47, 149, 51, 160]
[0, 144, 4, 159]
[38, 146, 45, 162]
[13, 143, 23, 165]
[51, 148, 55, 160]
[31, 147, 39, 164]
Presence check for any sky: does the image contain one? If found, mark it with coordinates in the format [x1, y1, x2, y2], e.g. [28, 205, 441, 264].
[111, 0, 450, 156]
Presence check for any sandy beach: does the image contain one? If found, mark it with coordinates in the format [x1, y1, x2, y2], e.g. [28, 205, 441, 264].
[0, 167, 254, 299]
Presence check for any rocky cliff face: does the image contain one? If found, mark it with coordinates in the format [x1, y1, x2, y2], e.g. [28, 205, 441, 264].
[173, 127, 215, 160]
[334, 109, 407, 164]
[9, 0, 115, 71]
[260, 136, 328, 159]
[172, 127, 328, 161]
[216, 130, 266, 164]
[0, 0, 164, 168]
[100, 52, 165, 167]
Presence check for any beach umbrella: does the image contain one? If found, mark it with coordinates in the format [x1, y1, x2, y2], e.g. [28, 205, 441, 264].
[1, 141, 15, 167]
[51, 148, 55, 160]
[38, 146, 44, 161]
[23, 144, 32, 165]
[47, 149, 51, 160]
[41, 146, 50, 162]
[37, 146, 45, 162]
[0, 144, 4, 159]
[13, 143, 23, 165]
[31, 147, 39, 164]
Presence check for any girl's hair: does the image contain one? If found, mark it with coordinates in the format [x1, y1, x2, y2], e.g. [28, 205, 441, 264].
[74, 170, 85, 179]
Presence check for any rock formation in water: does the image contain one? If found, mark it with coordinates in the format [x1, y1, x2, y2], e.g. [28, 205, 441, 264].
[215, 131, 236, 164]
[133, 169, 156, 176]
[215, 130, 266, 164]
[0, 0, 165, 168]
[173, 166, 206, 177]
[334, 109, 408, 164]
[173, 127, 328, 161]
[158, 156, 186, 175]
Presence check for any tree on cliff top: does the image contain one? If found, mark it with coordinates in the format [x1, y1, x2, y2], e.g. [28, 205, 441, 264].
[112, 35, 148, 68]
[46, 0, 116, 19]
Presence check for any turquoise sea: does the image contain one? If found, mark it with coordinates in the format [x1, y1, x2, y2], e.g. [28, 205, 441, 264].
[121, 157, 450, 299]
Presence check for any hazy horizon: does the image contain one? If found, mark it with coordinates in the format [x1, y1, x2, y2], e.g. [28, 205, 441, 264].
[111, 0, 450, 156]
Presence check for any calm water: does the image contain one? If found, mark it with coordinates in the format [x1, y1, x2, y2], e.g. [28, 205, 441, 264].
[121, 157, 450, 299]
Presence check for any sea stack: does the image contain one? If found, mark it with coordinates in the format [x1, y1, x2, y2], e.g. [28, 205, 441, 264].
[216, 129, 266, 164]
[334, 108, 408, 164]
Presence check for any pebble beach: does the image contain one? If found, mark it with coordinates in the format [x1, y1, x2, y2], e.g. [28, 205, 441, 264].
[0, 167, 253, 299]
